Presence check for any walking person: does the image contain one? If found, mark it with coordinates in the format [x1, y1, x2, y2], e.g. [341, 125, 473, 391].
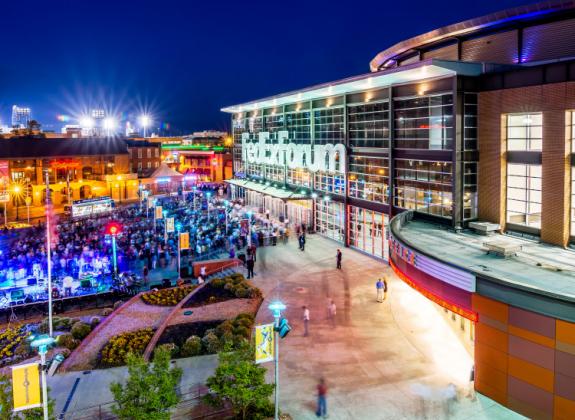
[336, 249, 342, 269]
[246, 253, 255, 279]
[303, 305, 310, 337]
[328, 300, 336, 328]
[383, 276, 388, 301]
[376, 278, 384, 302]
[299, 233, 306, 251]
[316, 378, 327, 418]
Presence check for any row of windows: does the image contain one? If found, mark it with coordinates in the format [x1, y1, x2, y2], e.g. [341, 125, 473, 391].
[348, 156, 389, 204]
[129, 148, 160, 158]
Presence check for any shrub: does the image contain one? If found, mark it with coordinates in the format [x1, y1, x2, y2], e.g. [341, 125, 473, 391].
[202, 332, 222, 354]
[59, 349, 71, 359]
[101, 308, 114, 317]
[219, 331, 234, 348]
[90, 317, 101, 329]
[141, 286, 196, 306]
[100, 328, 154, 367]
[57, 333, 79, 350]
[223, 282, 234, 291]
[215, 320, 234, 337]
[231, 276, 244, 285]
[234, 318, 253, 330]
[156, 343, 178, 358]
[210, 278, 225, 288]
[231, 273, 245, 281]
[234, 287, 249, 299]
[233, 326, 251, 339]
[248, 287, 263, 299]
[71, 322, 91, 340]
[180, 336, 202, 357]
[113, 300, 124, 310]
[236, 313, 255, 323]
[14, 343, 31, 358]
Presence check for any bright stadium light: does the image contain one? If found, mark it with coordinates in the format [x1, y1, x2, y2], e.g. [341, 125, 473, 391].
[79, 116, 94, 128]
[103, 117, 117, 136]
[139, 114, 151, 137]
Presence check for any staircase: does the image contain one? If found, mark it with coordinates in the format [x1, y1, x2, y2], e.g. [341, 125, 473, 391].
[205, 266, 241, 281]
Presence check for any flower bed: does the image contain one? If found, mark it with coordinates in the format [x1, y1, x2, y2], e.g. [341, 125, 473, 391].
[0, 326, 32, 367]
[141, 285, 196, 306]
[183, 273, 261, 308]
[99, 328, 155, 367]
[155, 313, 256, 359]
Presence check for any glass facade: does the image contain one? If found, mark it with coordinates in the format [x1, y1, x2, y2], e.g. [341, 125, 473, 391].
[314, 171, 345, 195]
[348, 102, 390, 148]
[463, 162, 478, 220]
[285, 111, 311, 144]
[287, 168, 311, 188]
[263, 164, 284, 183]
[348, 156, 389, 204]
[394, 160, 453, 218]
[571, 170, 575, 237]
[506, 163, 542, 228]
[315, 200, 345, 243]
[507, 113, 543, 151]
[348, 206, 388, 259]
[464, 94, 478, 151]
[313, 107, 344, 145]
[394, 93, 453, 150]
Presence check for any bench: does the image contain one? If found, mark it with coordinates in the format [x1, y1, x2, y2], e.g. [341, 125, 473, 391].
[483, 240, 522, 258]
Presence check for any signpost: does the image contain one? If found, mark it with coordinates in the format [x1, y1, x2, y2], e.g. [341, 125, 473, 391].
[255, 323, 275, 364]
[12, 363, 41, 412]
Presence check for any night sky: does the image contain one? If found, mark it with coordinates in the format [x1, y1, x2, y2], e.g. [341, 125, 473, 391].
[1, 0, 535, 134]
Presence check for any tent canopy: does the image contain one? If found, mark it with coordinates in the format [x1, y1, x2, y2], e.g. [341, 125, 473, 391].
[150, 163, 184, 179]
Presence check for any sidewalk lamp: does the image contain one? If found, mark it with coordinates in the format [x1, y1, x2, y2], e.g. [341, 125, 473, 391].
[105, 222, 123, 276]
[268, 301, 289, 420]
[206, 192, 211, 219]
[12, 184, 21, 221]
[176, 222, 183, 276]
[311, 193, 318, 232]
[163, 210, 168, 244]
[29, 334, 56, 420]
[246, 210, 253, 247]
[223, 200, 230, 235]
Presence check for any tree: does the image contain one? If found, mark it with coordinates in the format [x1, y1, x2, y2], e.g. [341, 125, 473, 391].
[110, 348, 182, 420]
[0, 373, 55, 420]
[204, 343, 274, 420]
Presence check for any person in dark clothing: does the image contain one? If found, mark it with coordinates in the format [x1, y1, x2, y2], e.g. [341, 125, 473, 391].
[336, 249, 342, 269]
[316, 378, 327, 418]
[246, 253, 255, 279]
[299, 233, 306, 251]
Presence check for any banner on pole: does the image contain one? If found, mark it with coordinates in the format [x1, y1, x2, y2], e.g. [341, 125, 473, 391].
[147, 197, 155, 209]
[179, 232, 189, 250]
[155, 206, 163, 219]
[166, 217, 175, 233]
[255, 323, 274, 364]
[12, 363, 41, 412]
[0, 191, 9, 203]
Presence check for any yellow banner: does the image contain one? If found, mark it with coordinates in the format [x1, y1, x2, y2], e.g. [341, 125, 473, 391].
[155, 206, 163, 219]
[255, 323, 274, 364]
[12, 363, 41, 412]
[179, 232, 189, 250]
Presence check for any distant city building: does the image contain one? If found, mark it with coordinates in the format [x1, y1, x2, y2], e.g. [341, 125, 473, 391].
[11, 105, 31, 128]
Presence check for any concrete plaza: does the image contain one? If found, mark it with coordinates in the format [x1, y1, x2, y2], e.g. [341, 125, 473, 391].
[49, 234, 524, 419]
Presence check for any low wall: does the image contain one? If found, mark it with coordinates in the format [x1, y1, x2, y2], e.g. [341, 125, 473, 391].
[192, 258, 241, 277]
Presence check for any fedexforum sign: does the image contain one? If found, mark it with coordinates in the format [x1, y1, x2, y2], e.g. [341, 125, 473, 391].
[241, 131, 346, 174]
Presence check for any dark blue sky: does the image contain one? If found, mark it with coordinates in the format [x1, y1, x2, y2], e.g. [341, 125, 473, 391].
[1, 0, 534, 134]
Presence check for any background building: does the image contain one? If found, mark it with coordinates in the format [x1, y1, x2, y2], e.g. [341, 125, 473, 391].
[11, 105, 31, 129]
[224, 2, 575, 418]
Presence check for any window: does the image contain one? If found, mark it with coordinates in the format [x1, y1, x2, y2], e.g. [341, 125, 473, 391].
[263, 165, 284, 183]
[155, 148, 159, 158]
[264, 113, 284, 137]
[463, 162, 478, 220]
[348, 156, 389, 204]
[313, 107, 344, 145]
[507, 113, 542, 151]
[506, 163, 542, 228]
[147, 162, 152, 169]
[137, 162, 142, 170]
[572, 169, 575, 237]
[348, 206, 388, 260]
[233, 114, 248, 145]
[394, 160, 453, 218]
[287, 168, 311, 187]
[233, 147, 244, 175]
[313, 171, 345, 194]
[315, 199, 344, 243]
[147, 149, 152, 158]
[137, 149, 142, 158]
[155, 162, 159, 168]
[464, 94, 478, 151]
[246, 163, 263, 178]
[348, 102, 390, 148]
[285, 111, 311, 144]
[394, 93, 453, 150]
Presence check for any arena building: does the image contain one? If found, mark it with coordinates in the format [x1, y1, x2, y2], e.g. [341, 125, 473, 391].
[224, 1, 575, 417]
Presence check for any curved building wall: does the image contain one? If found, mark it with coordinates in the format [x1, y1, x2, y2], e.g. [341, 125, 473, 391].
[389, 211, 575, 419]
[370, 2, 575, 71]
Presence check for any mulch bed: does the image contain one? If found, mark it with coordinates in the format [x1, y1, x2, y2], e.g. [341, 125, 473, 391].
[156, 320, 223, 349]
[182, 284, 236, 308]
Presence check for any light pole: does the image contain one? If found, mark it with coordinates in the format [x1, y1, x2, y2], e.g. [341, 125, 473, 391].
[223, 200, 229, 236]
[30, 334, 55, 420]
[206, 192, 211, 220]
[192, 186, 197, 211]
[268, 301, 286, 420]
[140, 114, 151, 138]
[106, 222, 122, 277]
[311, 193, 318, 232]
[13, 184, 21, 221]
[176, 222, 182, 277]
[163, 210, 168, 245]
[44, 171, 53, 338]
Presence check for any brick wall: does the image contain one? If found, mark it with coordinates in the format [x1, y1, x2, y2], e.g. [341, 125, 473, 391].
[478, 82, 575, 246]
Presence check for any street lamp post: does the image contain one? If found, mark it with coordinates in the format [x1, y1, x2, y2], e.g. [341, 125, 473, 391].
[30, 335, 55, 420]
[268, 301, 286, 420]
[311, 193, 318, 232]
[224, 200, 229, 236]
[206, 192, 211, 220]
[106, 222, 122, 277]
[163, 210, 168, 245]
[44, 171, 53, 338]
[176, 222, 182, 277]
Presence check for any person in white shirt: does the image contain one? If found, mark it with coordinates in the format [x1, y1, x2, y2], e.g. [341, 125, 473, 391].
[302, 305, 310, 337]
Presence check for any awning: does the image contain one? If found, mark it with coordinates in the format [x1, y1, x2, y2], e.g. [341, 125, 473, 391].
[226, 179, 309, 200]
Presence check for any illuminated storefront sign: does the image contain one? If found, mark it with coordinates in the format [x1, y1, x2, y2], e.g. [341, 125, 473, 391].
[241, 131, 346, 174]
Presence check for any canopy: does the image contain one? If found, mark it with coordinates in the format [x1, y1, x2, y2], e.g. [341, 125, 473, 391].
[150, 163, 184, 179]
[226, 179, 309, 200]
